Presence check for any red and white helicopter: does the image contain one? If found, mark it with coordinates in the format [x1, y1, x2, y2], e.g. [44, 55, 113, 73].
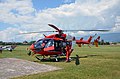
[76, 34, 101, 48]
[22, 24, 108, 62]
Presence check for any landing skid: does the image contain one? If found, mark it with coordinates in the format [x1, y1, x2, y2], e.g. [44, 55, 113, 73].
[35, 55, 45, 61]
[35, 55, 61, 62]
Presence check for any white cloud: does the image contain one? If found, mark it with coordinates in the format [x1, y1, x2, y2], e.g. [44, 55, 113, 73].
[0, 0, 35, 24]
[0, 27, 21, 41]
[0, 0, 120, 41]
[111, 16, 120, 32]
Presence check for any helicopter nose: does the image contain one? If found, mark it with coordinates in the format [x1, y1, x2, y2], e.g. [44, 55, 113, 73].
[30, 44, 34, 50]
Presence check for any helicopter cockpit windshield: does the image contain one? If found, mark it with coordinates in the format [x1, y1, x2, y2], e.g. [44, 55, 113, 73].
[34, 39, 50, 49]
[34, 39, 43, 49]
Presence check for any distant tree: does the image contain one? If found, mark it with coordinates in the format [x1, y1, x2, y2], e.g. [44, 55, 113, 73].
[112, 42, 117, 45]
[23, 40, 28, 44]
[16, 42, 23, 45]
[29, 41, 36, 44]
[105, 42, 110, 45]
[0, 41, 3, 45]
[101, 39, 104, 45]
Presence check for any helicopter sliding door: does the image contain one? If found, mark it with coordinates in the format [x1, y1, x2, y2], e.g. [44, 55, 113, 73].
[54, 40, 62, 51]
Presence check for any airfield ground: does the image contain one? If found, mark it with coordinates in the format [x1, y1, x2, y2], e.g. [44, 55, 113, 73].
[0, 45, 120, 79]
[0, 58, 61, 79]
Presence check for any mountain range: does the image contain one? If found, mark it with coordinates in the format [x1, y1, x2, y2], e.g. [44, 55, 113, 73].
[76, 33, 120, 42]
[99, 33, 120, 42]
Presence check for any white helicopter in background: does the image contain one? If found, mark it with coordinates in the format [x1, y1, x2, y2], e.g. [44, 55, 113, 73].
[0, 45, 17, 52]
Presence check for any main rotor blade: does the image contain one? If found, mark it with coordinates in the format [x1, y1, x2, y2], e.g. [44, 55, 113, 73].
[48, 24, 61, 32]
[18, 29, 109, 35]
[18, 31, 57, 34]
[63, 29, 109, 32]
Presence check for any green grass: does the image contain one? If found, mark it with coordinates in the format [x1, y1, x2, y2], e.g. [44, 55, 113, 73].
[0, 45, 120, 79]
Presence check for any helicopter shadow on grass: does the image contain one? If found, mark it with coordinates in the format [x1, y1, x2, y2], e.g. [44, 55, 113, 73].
[34, 56, 67, 62]
[33, 54, 102, 62]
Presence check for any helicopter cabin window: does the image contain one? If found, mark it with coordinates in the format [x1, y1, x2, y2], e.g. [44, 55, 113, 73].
[45, 40, 54, 48]
[44, 39, 54, 51]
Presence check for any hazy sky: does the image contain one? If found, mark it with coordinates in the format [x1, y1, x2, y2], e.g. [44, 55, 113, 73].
[0, 0, 120, 42]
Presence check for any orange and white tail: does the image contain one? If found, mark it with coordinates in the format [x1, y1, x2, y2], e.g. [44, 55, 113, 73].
[94, 36, 100, 47]
[88, 36, 93, 43]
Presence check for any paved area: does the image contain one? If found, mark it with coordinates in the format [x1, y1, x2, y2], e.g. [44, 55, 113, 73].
[0, 58, 61, 79]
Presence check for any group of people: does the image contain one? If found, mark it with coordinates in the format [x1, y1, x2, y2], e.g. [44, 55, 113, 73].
[56, 31, 76, 62]
[63, 35, 76, 62]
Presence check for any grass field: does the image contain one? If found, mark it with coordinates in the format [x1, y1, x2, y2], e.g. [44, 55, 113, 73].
[0, 45, 120, 79]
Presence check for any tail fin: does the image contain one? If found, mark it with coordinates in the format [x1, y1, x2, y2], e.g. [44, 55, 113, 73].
[87, 34, 97, 43]
[94, 36, 100, 47]
[88, 36, 93, 43]
[43, 34, 46, 37]
[80, 37, 83, 41]
[97, 36, 100, 40]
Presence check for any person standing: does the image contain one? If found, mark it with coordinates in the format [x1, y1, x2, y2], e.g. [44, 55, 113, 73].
[75, 55, 80, 65]
[0, 47, 3, 54]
